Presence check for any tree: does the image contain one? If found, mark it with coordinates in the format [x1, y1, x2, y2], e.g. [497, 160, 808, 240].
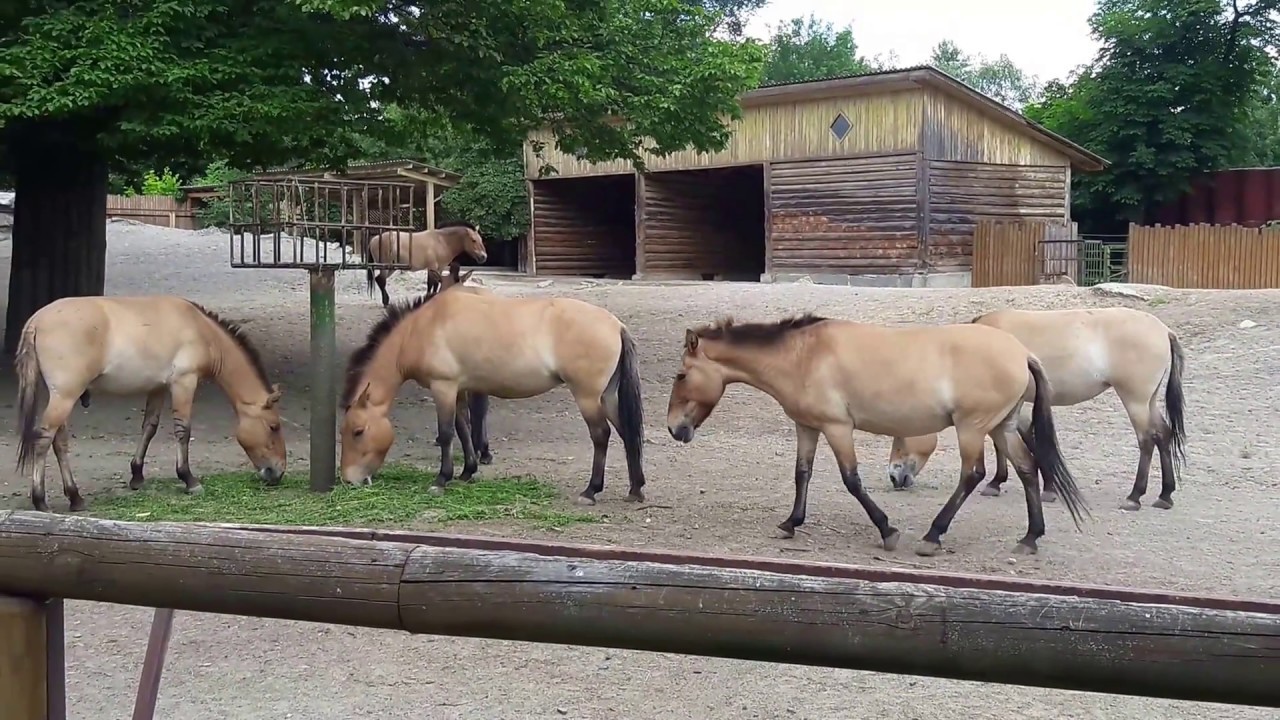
[1024, 0, 1280, 230]
[759, 14, 870, 85]
[0, 1, 763, 352]
[928, 40, 1041, 110]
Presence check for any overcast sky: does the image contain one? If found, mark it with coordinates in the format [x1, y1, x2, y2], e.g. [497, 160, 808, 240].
[743, 0, 1102, 84]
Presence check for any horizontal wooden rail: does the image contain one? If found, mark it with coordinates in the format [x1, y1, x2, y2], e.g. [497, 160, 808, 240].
[0, 511, 1276, 707]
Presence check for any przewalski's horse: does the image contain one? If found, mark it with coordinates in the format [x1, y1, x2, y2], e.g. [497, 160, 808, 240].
[14, 296, 288, 512]
[665, 315, 1091, 557]
[888, 306, 1187, 511]
[355, 220, 488, 307]
[339, 285, 646, 505]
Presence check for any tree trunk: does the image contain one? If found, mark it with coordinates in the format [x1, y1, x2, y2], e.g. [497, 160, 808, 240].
[3, 119, 108, 355]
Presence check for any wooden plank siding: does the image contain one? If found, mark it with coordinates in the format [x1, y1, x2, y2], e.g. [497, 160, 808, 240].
[920, 90, 1068, 166]
[529, 176, 636, 277]
[106, 194, 199, 230]
[525, 90, 924, 178]
[769, 154, 920, 274]
[924, 160, 1068, 272]
[640, 167, 764, 278]
[1128, 224, 1280, 288]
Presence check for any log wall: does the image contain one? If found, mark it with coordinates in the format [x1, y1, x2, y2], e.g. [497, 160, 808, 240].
[640, 167, 765, 278]
[923, 159, 1069, 273]
[529, 175, 635, 277]
[769, 153, 920, 275]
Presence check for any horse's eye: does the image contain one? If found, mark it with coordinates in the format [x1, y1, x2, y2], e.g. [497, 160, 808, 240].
[353, 428, 365, 438]
[269, 424, 280, 433]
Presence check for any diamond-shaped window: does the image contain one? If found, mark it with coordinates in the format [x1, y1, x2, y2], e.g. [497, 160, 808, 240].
[829, 112, 852, 141]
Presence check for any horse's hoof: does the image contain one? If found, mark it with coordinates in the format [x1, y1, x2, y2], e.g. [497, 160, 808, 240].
[1041, 490, 1059, 504]
[1121, 498, 1141, 511]
[68, 495, 86, 513]
[980, 485, 1002, 497]
[32, 501, 50, 514]
[185, 484, 204, 496]
[881, 529, 901, 552]
[478, 453, 494, 465]
[775, 521, 797, 539]
[625, 490, 645, 503]
[574, 494, 596, 507]
[129, 477, 146, 491]
[427, 485, 446, 497]
[1152, 497, 1174, 510]
[1012, 541, 1038, 555]
[914, 540, 942, 557]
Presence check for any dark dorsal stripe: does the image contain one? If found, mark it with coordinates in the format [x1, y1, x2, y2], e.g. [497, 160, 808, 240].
[341, 291, 442, 407]
[695, 313, 828, 346]
[188, 302, 272, 390]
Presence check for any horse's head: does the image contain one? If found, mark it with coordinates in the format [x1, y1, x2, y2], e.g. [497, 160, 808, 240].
[888, 434, 938, 490]
[462, 225, 488, 264]
[666, 329, 727, 444]
[235, 383, 287, 485]
[339, 383, 395, 485]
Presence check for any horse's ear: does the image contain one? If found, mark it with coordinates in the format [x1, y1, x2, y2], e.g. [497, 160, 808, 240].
[473, 223, 482, 235]
[354, 383, 372, 408]
[265, 383, 284, 408]
[458, 269, 475, 285]
[684, 329, 699, 353]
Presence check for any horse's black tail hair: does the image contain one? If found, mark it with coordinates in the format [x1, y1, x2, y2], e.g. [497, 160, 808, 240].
[15, 321, 46, 476]
[1164, 332, 1187, 472]
[608, 327, 646, 495]
[1027, 356, 1092, 530]
[360, 233, 377, 300]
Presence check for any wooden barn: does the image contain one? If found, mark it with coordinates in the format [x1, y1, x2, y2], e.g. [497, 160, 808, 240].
[522, 66, 1107, 284]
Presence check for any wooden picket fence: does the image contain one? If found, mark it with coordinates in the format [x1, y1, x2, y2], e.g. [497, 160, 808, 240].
[106, 194, 199, 230]
[1128, 223, 1280, 289]
[971, 219, 1079, 287]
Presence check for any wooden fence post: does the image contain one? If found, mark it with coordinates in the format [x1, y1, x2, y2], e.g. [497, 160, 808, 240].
[0, 595, 51, 720]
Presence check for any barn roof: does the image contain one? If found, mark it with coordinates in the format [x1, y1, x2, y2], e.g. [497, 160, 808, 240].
[250, 158, 463, 186]
[749, 66, 1107, 172]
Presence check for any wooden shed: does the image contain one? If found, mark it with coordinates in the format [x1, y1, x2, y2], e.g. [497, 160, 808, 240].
[522, 67, 1107, 283]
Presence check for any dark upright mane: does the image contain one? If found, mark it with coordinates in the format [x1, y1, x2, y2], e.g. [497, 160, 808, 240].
[341, 291, 442, 407]
[694, 313, 828, 346]
[188, 302, 272, 389]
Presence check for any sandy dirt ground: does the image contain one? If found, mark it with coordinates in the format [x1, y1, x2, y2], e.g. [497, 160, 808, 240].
[0, 221, 1276, 719]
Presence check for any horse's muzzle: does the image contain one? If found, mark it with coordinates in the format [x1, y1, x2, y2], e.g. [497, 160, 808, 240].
[669, 424, 695, 444]
[887, 465, 914, 491]
[260, 466, 284, 486]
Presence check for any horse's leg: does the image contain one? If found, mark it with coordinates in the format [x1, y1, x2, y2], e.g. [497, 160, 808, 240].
[29, 393, 77, 512]
[51, 424, 85, 512]
[981, 410, 1033, 497]
[1117, 385, 1159, 511]
[1152, 425, 1177, 510]
[777, 423, 820, 539]
[917, 425, 988, 557]
[994, 420, 1047, 555]
[375, 270, 392, 307]
[469, 393, 493, 464]
[573, 392, 612, 506]
[129, 389, 167, 490]
[822, 425, 900, 550]
[452, 392, 480, 482]
[428, 381, 461, 495]
[169, 376, 203, 494]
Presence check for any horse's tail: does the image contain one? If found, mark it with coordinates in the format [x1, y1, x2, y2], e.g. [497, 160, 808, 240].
[1026, 356, 1091, 530]
[1164, 332, 1187, 471]
[609, 327, 646, 491]
[359, 232, 377, 299]
[15, 320, 45, 476]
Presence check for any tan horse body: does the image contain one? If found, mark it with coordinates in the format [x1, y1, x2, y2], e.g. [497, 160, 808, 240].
[889, 307, 1186, 510]
[355, 221, 488, 306]
[340, 286, 646, 504]
[665, 315, 1090, 557]
[14, 296, 287, 511]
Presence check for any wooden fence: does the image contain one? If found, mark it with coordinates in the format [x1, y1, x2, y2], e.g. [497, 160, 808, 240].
[106, 194, 199, 230]
[971, 219, 1078, 287]
[1128, 223, 1280, 288]
[0, 511, 1277, 720]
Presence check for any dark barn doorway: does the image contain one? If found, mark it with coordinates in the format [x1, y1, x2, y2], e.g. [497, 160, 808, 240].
[529, 174, 636, 278]
[640, 164, 766, 281]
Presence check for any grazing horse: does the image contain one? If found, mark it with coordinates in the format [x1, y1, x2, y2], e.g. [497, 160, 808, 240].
[665, 315, 1090, 556]
[14, 296, 288, 512]
[339, 285, 646, 505]
[355, 220, 489, 307]
[888, 307, 1187, 511]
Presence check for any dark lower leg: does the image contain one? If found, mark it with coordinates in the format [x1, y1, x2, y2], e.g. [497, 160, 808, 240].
[578, 418, 611, 503]
[778, 455, 813, 538]
[1015, 462, 1046, 552]
[453, 401, 479, 482]
[1124, 435, 1156, 510]
[469, 393, 492, 464]
[28, 430, 53, 512]
[921, 465, 986, 551]
[52, 425, 84, 512]
[130, 392, 164, 490]
[841, 465, 900, 549]
[1153, 432, 1176, 509]
[173, 417, 200, 492]
[375, 272, 390, 306]
[434, 406, 457, 491]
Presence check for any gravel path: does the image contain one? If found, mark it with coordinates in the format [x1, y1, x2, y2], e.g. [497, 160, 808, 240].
[0, 220, 1276, 719]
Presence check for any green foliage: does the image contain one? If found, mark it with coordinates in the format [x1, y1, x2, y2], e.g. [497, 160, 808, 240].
[759, 14, 870, 85]
[1024, 0, 1280, 230]
[928, 40, 1042, 110]
[191, 159, 251, 228]
[141, 167, 182, 197]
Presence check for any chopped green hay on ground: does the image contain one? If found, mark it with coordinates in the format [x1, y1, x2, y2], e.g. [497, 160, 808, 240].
[88, 462, 600, 530]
